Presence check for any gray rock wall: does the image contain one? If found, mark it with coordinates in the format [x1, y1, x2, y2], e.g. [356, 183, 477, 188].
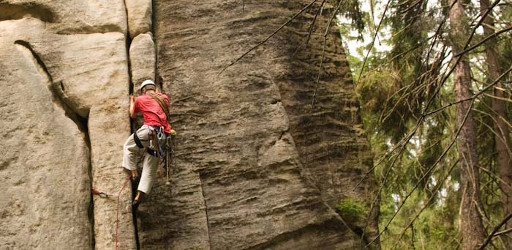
[150, 0, 378, 249]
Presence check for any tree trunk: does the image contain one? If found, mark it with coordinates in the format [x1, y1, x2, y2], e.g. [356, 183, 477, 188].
[480, 0, 512, 246]
[449, 0, 486, 248]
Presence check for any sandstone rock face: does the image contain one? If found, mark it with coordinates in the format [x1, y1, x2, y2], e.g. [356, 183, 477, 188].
[126, 0, 153, 39]
[0, 0, 378, 249]
[0, 20, 92, 249]
[0, 1, 136, 249]
[0, 0, 127, 34]
[130, 33, 156, 86]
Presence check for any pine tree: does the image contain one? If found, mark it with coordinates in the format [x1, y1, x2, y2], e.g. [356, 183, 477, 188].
[480, 1, 512, 246]
[448, 0, 485, 248]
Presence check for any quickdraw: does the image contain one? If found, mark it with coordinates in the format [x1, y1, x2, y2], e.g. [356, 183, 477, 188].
[92, 188, 112, 198]
[91, 177, 131, 250]
[148, 126, 177, 185]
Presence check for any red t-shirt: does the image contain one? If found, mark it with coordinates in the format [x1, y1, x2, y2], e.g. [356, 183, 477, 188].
[133, 93, 171, 133]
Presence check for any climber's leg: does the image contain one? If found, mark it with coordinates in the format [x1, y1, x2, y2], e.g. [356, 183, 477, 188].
[137, 151, 158, 194]
[122, 134, 138, 171]
[122, 125, 151, 170]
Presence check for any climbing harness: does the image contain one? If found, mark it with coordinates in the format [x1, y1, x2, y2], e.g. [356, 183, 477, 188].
[89, 91, 178, 248]
[133, 131, 145, 149]
[149, 126, 166, 158]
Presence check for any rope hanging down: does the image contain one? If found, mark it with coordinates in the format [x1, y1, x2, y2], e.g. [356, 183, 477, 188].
[115, 177, 131, 250]
[92, 177, 131, 249]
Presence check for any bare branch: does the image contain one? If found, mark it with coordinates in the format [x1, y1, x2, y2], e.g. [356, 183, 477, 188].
[479, 166, 512, 191]
[218, 0, 319, 75]
[462, 0, 502, 51]
[305, 0, 327, 48]
[356, 0, 393, 83]
[478, 214, 512, 250]
[483, 92, 512, 104]
[393, 160, 458, 248]
[366, 97, 477, 247]
[494, 228, 512, 237]
[455, 26, 512, 57]
[423, 65, 512, 117]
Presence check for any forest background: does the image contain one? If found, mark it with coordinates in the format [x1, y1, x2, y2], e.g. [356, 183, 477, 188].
[329, 0, 512, 248]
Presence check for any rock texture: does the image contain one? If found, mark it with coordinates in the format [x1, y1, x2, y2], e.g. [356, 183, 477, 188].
[272, 3, 380, 240]
[126, 0, 153, 39]
[0, 0, 127, 34]
[143, 0, 379, 249]
[0, 1, 135, 249]
[130, 33, 156, 87]
[0, 0, 378, 249]
[0, 21, 92, 249]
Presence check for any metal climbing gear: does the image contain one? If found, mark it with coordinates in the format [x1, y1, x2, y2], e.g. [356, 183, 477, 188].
[92, 188, 110, 198]
[91, 177, 131, 250]
[147, 92, 176, 184]
[148, 125, 176, 185]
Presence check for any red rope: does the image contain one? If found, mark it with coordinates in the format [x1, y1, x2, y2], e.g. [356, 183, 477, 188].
[115, 176, 131, 250]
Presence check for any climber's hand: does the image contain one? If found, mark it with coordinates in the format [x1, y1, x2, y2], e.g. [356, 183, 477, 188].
[131, 169, 138, 180]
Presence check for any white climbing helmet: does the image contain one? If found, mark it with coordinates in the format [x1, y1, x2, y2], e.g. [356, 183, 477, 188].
[140, 79, 155, 90]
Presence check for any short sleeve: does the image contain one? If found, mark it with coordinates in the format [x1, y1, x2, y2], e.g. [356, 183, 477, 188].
[161, 94, 170, 106]
[133, 97, 141, 113]
[164, 95, 170, 107]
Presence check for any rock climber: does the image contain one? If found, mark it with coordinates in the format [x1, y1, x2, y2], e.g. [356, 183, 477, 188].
[122, 79, 171, 209]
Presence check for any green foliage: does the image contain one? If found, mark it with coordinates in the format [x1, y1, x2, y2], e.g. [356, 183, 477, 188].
[335, 198, 368, 224]
[379, 185, 462, 250]
[338, 0, 512, 249]
[331, 0, 365, 34]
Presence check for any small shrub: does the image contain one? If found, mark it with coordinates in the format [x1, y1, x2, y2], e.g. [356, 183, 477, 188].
[335, 198, 368, 223]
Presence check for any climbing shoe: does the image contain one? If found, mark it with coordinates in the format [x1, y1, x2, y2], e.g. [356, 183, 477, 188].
[132, 199, 141, 211]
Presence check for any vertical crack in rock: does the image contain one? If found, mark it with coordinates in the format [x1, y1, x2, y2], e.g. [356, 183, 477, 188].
[14, 40, 94, 248]
[122, 1, 140, 248]
[80, 116, 94, 249]
[123, 0, 134, 97]
[199, 172, 213, 249]
[152, 0, 161, 92]
[86, 139, 95, 249]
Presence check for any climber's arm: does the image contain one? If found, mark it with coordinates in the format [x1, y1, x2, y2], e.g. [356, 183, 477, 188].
[129, 95, 137, 118]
